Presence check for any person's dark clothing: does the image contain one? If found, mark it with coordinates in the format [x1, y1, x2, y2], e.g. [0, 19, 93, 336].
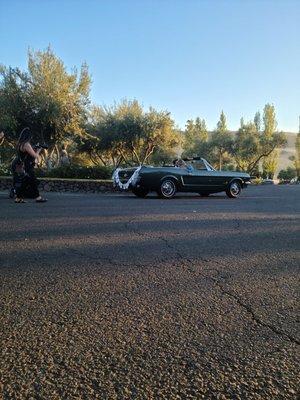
[12, 170, 26, 198]
[12, 147, 40, 199]
[16, 172, 39, 198]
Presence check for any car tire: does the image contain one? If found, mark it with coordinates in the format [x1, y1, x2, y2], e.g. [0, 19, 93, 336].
[226, 180, 242, 198]
[132, 187, 149, 198]
[157, 179, 177, 199]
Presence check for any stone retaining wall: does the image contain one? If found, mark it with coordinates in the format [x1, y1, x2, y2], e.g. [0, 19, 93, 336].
[0, 176, 117, 193]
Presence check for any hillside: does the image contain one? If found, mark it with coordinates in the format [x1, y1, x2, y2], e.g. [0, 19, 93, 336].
[278, 132, 297, 173]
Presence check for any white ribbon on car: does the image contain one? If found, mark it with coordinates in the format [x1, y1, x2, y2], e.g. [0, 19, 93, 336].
[112, 166, 142, 190]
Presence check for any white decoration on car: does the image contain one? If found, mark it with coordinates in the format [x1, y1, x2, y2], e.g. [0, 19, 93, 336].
[112, 166, 142, 190]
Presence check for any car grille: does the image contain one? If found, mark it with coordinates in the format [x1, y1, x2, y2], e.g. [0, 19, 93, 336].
[118, 169, 136, 183]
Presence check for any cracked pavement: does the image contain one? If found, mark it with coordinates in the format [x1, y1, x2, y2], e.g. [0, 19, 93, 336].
[0, 185, 299, 399]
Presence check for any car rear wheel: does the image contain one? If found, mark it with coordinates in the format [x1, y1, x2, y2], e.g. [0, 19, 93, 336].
[157, 179, 177, 199]
[226, 180, 242, 198]
[132, 187, 149, 198]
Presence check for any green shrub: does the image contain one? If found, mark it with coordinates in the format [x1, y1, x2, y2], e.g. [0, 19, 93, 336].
[37, 165, 113, 180]
[0, 164, 11, 176]
[277, 167, 296, 182]
[252, 177, 263, 185]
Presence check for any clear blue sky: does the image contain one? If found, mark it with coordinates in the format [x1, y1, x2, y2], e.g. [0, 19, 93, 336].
[1, 0, 299, 131]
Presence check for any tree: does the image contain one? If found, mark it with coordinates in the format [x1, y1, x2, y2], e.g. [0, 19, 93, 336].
[78, 100, 180, 167]
[254, 111, 261, 132]
[0, 67, 30, 165]
[210, 111, 233, 170]
[289, 132, 300, 178]
[194, 117, 208, 142]
[182, 117, 208, 157]
[262, 152, 278, 179]
[231, 113, 286, 174]
[149, 147, 179, 165]
[0, 66, 31, 145]
[27, 47, 91, 166]
[263, 104, 277, 138]
[232, 121, 260, 172]
[140, 107, 180, 164]
[262, 104, 279, 178]
[0, 47, 91, 168]
[277, 167, 296, 181]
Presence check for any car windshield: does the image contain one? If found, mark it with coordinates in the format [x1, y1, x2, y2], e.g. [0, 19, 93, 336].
[173, 158, 215, 171]
[189, 160, 208, 171]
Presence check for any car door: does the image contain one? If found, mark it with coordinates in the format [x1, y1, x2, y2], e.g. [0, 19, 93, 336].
[181, 169, 205, 185]
[180, 161, 211, 190]
[204, 170, 228, 189]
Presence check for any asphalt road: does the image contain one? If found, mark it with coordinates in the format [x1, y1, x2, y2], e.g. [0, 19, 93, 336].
[0, 185, 299, 399]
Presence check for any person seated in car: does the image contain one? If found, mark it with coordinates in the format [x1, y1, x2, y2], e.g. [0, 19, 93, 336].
[186, 163, 194, 173]
[173, 158, 186, 168]
[173, 158, 194, 173]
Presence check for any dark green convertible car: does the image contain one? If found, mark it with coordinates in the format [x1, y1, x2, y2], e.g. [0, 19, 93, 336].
[114, 158, 251, 199]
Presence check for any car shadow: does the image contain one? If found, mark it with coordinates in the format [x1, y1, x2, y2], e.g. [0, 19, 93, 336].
[120, 193, 229, 200]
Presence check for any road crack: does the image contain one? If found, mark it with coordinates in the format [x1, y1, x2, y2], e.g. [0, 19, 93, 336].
[99, 217, 300, 346]
[156, 236, 300, 346]
[210, 275, 300, 346]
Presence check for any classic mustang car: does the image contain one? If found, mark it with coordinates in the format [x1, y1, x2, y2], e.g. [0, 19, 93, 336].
[115, 158, 251, 199]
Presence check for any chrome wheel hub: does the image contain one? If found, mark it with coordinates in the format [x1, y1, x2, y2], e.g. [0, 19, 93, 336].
[161, 181, 175, 197]
[230, 182, 240, 196]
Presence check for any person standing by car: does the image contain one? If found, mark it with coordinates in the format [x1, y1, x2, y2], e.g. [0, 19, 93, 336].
[12, 128, 47, 203]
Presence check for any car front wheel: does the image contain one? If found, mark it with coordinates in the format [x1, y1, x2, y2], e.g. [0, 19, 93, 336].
[226, 180, 242, 198]
[157, 179, 177, 199]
